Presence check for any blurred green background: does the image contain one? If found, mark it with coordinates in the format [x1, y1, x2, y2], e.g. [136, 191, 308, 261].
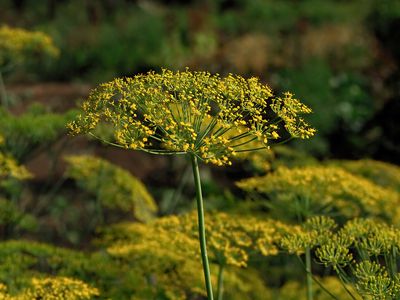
[1, 0, 399, 162]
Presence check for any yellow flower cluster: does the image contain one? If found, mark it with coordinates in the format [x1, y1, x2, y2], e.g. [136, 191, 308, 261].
[0, 283, 11, 300]
[15, 277, 99, 300]
[335, 218, 400, 263]
[0, 277, 98, 300]
[64, 155, 157, 222]
[100, 212, 290, 299]
[280, 216, 336, 255]
[0, 135, 31, 180]
[105, 211, 287, 269]
[105, 221, 203, 300]
[237, 166, 400, 223]
[0, 153, 31, 180]
[2, 238, 271, 300]
[189, 212, 288, 265]
[0, 25, 59, 68]
[0, 240, 129, 299]
[317, 218, 400, 299]
[329, 159, 400, 192]
[68, 69, 315, 166]
[280, 217, 400, 299]
[270, 92, 315, 139]
[353, 261, 400, 299]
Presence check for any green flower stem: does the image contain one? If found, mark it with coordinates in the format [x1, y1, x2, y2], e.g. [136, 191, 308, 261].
[391, 247, 398, 275]
[336, 266, 358, 300]
[305, 247, 313, 300]
[190, 154, 214, 300]
[217, 263, 224, 300]
[0, 71, 8, 109]
[295, 256, 339, 300]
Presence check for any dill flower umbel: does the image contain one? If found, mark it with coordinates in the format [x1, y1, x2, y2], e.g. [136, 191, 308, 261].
[280, 216, 336, 256]
[103, 212, 286, 299]
[237, 166, 400, 223]
[68, 69, 315, 300]
[68, 69, 315, 166]
[284, 217, 400, 300]
[103, 211, 284, 269]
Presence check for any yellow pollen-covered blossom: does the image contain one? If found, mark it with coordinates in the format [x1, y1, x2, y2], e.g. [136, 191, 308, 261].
[68, 69, 315, 166]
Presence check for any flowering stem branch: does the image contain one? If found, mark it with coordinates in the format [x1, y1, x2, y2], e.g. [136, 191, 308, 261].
[190, 154, 214, 300]
[217, 263, 224, 300]
[295, 256, 339, 300]
[87, 133, 186, 155]
[305, 247, 313, 300]
[335, 266, 357, 300]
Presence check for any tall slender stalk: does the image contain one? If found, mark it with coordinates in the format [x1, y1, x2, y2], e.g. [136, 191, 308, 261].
[0, 71, 8, 109]
[216, 263, 225, 300]
[391, 247, 398, 276]
[190, 154, 214, 300]
[305, 247, 313, 300]
[335, 266, 358, 300]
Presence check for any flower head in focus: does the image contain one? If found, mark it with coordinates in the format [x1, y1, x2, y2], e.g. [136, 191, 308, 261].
[68, 69, 315, 166]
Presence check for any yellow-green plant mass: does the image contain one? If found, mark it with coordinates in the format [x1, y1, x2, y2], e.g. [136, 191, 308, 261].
[68, 69, 315, 166]
[0, 152, 31, 181]
[64, 155, 157, 222]
[281, 217, 400, 300]
[101, 211, 288, 299]
[0, 25, 59, 69]
[329, 159, 400, 192]
[0, 134, 35, 235]
[0, 277, 99, 300]
[238, 166, 400, 224]
[0, 134, 31, 180]
[103, 212, 287, 267]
